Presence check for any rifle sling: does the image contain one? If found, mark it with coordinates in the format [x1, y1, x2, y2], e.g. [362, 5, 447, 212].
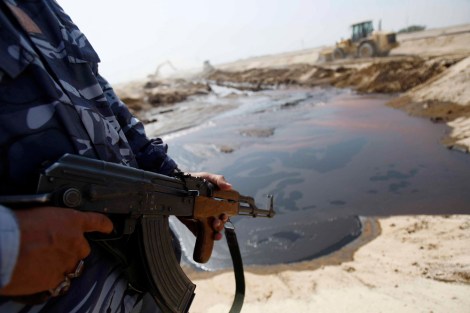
[224, 225, 245, 313]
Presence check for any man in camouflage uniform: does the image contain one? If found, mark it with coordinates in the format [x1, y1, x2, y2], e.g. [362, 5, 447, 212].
[0, 0, 230, 312]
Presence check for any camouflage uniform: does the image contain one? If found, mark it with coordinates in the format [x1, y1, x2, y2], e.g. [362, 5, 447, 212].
[0, 0, 177, 311]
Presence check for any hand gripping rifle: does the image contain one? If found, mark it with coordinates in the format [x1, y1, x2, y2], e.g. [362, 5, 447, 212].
[0, 154, 274, 313]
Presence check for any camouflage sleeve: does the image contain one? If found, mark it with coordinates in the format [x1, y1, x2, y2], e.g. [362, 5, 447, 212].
[96, 74, 178, 175]
[0, 205, 20, 288]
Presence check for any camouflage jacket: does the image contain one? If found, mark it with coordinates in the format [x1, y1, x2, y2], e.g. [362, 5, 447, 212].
[0, 0, 177, 312]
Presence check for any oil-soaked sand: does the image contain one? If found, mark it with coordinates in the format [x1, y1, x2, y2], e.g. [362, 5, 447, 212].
[145, 86, 470, 270]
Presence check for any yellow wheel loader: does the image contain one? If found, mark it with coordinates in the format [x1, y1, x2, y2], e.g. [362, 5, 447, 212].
[319, 20, 399, 62]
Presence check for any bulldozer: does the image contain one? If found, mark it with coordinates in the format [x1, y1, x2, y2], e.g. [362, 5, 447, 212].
[319, 20, 399, 62]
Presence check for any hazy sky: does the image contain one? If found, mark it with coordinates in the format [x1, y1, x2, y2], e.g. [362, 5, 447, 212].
[59, 0, 470, 83]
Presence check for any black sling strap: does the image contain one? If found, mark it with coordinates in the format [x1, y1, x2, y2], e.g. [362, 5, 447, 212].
[224, 223, 245, 313]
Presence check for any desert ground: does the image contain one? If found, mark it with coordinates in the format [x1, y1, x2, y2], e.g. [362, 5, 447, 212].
[115, 24, 470, 312]
[189, 215, 470, 313]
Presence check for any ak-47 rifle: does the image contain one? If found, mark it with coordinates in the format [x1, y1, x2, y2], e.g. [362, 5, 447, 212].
[0, 154, 274, 313]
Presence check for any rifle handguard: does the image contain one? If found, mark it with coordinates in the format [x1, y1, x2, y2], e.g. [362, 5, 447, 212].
[193, 191, 239, 263]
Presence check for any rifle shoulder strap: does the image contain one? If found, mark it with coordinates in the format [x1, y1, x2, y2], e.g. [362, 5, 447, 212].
[225, 224, 245, 313]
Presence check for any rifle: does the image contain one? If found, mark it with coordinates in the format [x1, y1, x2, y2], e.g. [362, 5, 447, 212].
[0, 154, 274, 313]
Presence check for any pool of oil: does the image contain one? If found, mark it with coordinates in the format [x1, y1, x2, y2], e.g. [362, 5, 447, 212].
[146, 86, 470, 270]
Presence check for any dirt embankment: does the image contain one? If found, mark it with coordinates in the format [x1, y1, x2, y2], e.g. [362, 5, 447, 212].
[115, 78, 212, 123]
[206, 52, 470, 151]
[207, 55, 463, 94]
[116, 24, 470, 151]
[200, 24, 470, 152]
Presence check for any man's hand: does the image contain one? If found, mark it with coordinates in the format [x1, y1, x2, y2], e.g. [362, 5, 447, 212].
[0, 207, 113, 296]
[180, 172, 232, 240]
[190, 172, 233, 192]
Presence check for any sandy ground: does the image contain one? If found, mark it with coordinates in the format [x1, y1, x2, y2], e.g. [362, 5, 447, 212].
[115, 24, 470, 313]
[189, 216, 470, 313]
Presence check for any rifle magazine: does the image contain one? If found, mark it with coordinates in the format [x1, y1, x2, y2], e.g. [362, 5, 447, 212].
[140, 216, 196, 313]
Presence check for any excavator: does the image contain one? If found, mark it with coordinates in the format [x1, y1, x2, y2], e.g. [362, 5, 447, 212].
[319, 20, 399, 62]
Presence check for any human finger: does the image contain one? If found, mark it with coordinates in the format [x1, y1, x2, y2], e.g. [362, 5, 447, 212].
[192, 172, 233, 191]
[80, 212, 114, 234]
[212, 215, 228, 241]
[220, 213, 229, 223]
[214, 174, 232, 191]
[214, 232, 223, 241]
[212, 215, 227, 232]
[72, 237, 92, 260]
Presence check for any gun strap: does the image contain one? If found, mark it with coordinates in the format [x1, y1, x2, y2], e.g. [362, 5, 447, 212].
[224, 224, 245, 313]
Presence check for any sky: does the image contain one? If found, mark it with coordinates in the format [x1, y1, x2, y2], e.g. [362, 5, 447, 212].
[59, 0, 470, 84]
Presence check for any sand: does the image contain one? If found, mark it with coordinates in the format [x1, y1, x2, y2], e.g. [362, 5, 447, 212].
[189, 215, 470, 313]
